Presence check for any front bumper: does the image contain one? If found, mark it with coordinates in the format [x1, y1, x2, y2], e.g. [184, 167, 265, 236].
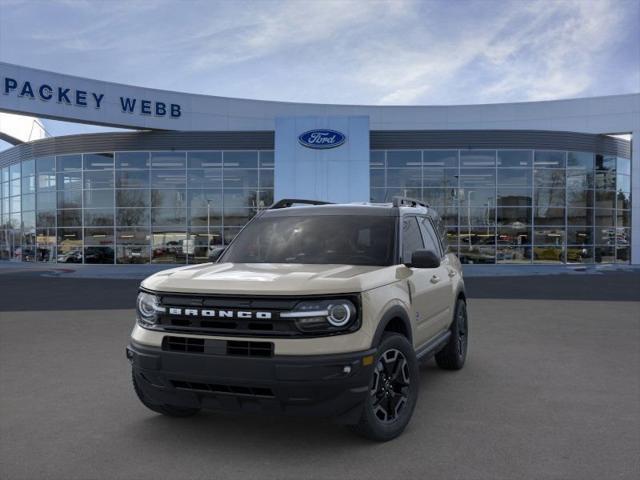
[127, 341, 376, 423]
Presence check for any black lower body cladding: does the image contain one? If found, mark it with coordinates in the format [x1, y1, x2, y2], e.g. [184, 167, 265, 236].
[127, 341, 376, 423]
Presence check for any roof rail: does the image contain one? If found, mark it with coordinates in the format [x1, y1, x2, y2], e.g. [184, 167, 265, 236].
[392, 196, 430, 208]
[270, 198, 334, 209]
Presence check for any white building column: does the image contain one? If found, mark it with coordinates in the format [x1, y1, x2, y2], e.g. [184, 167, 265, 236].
[631, 129, 639, 265]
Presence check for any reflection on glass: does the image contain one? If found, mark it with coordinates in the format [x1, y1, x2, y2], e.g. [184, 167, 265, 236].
[498, 150, 532, 168]
[83, 153, 114, 170]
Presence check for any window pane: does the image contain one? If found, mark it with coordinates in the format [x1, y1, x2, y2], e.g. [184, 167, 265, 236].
[57, 209, 82, 227]
[567, 151, 594, 169]
[460, 150, 495, 167]
[36, 210, 55, 228]
[116, 227, 150, 245]
[387, 151, 421, 168]
[497, 207, 531, 225]
[534, 169, 565, 187]
[595, 209, 615, 227]
[84, 209, 114, 226]
[187, 151, 222, 169]
[497, 188, 532, 206]
[187, 169, 222, 188]
[370, 170, 384, 188]
[224, 151, 258, 168]
[498, 150, 532, 168]
[370, 151, 385, 168]
[151, 208, 186, 226]
[84, 246, 114, 264]
[532, 246, 564, 263]
[188, 190, 223, 209]
[57, 190, 82, 209]
[259, 170, 274, 189]
[223, 208, 256, 227]
[150, 152, 185, 169]
[498, 225, 531, 245]
[594, 191, 616, 209]
[39, 191, 58, 210]
[222, 169, 258, 188]
[567, 208, 593, 226]
[117, 208, 150, 226]
[458, 169, 495, 187]
[596, 155, 616, 172]
[534, 227, 565, 245]
[57, 154, 82, 171]
[37, 173, 56, 191]
[423, 150, 457, 168]
[567, 227, 593, 245]
[151, 189, 186, 208]
[534, 151, 566, 168]
[21, 159, 35, 176]
[22, 193, 35, 211]
[498, 169, 531, 186]
[566, 188, 593, 208]
[116, 245, 150, 264]
[151, 170, 186, 188]
[115, 152, 149, 169]
[423, 168, 458, 188]
[387, 169, 421, 188]
[595, 246, 615, 263]
[259, 151, 275, 168]
[223, 189, 258, 209]
[187, 228, 224, 263]
[566, 169, 593, 189]
[117, 189, 150, 208]
[21, 177, 36, 194]
[116, 170, 149, 188]
[497, 246, 531, 263]
[57, 171, 82, 190]
[36, 157, 55, 173]
[189, 207, 222, 227]
[616, 157, 630, 176]
[534, 206, 565, 225]
[84, 190, 114, 209]
[84, 170, 114, 189]
[83, 153, 114, 170]
[566, 246, 593, 264]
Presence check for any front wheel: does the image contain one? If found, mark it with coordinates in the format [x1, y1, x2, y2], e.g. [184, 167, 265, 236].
[350, 333, 419, 442]
[435, 298, 468, 370]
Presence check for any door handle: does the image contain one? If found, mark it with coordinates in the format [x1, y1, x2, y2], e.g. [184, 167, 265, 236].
[430, 275, 440, 284]
[448, 269, 457, 278]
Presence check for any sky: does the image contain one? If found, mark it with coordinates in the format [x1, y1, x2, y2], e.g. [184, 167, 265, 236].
[0, 0, 638, 143]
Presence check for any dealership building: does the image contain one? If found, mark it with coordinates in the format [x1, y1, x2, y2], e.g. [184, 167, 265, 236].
[0, 62, 638, 265]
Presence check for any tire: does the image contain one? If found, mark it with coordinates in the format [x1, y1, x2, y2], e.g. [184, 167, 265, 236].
[132, 371, 200, 418]
[435, 298, 468, 371]
[350, 333, 419, 442]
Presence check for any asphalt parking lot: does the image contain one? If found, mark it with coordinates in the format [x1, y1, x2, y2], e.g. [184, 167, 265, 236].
[0, 270, 638, 480]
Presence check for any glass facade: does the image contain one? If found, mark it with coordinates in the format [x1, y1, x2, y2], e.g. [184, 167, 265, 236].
[0, 150, 274, 264]
[0, 147, 632, 265]
[371, 149, 632, 264]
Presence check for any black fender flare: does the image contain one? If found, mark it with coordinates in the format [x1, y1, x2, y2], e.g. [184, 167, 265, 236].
[371, 305, 413, 348]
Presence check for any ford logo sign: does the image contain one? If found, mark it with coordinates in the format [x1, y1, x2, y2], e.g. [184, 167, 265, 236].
[298, 129, 346, 149]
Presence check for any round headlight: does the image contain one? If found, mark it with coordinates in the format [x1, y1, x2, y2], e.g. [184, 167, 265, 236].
[327, 303, 351, 327]
[137, 292, 161, 325]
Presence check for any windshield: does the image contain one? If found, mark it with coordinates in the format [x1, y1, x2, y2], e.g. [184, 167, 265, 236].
[221, 215, 396, 266]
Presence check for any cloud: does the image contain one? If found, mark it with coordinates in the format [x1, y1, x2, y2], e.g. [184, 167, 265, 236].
[0, 0, 637, 107]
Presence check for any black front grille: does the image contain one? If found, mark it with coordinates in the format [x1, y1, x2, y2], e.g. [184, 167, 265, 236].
[156, 295, 300, 337]
[171, 380, 274, 398]
[162, 336, 204, 353]
[162, 336, 274, 357]
[227, 340, 274, 357]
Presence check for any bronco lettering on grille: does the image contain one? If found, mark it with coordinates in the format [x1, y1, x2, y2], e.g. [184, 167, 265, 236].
[167, 308, 272, 320]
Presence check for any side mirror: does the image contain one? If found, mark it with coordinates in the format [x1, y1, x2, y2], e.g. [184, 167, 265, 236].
[208, 247, 226, 262]
[407, 249, 440, 269]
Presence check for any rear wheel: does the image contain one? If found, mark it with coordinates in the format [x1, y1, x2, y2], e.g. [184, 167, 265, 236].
[132, 371, 200, 417]
[350, 333, 419, 442]
[435, 298, 468, 370]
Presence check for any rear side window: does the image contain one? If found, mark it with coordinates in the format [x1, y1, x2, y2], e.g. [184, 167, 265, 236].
[401, 217, 424, 263]
[419, 217, 442, 257]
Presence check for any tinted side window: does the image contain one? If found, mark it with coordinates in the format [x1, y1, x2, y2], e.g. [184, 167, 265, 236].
[419, 217, 442, 257]
[432, 214, 449, 252]
[402, 217, 424, 263]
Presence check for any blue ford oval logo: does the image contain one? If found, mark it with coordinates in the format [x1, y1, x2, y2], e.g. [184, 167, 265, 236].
[298, 129, 346, 149]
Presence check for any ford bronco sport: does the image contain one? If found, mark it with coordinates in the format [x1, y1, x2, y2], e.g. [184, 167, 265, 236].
[127, 197, 468, 441]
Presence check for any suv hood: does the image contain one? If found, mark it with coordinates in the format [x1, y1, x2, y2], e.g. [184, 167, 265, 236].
[141, 262, 398, 295]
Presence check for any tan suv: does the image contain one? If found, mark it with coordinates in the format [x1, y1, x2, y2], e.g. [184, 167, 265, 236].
[127, 197, 468, 441]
